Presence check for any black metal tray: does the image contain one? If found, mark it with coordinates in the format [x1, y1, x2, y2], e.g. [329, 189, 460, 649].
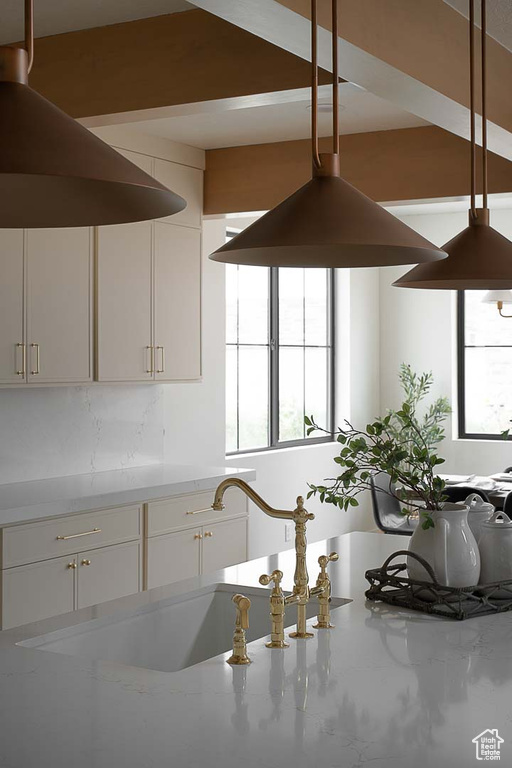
[365, 550, 512, 620]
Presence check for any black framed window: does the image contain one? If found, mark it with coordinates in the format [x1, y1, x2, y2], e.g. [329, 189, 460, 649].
[458, 290, 512, 438]
[226, 242, 335, 454]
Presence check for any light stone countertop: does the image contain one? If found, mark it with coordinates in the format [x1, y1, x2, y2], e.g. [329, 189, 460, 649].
[0, 463, 256, 526]
[0, 531, 510, 768]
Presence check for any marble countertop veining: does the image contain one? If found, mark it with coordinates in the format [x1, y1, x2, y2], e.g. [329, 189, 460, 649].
[0, 463, 256, 526]
[0, 531, 511, 768]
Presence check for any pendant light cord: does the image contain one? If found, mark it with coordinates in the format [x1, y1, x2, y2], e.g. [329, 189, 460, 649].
[332, 0, 340, 155]
[25, 0, 34, 73]
[481, 0, 488, 209]
[469, 0, 476, 216]
[311, 0, 321, 169]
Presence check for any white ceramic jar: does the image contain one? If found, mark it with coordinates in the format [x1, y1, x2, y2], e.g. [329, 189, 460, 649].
[464, 493, 495, 541]
[408, 503, 481, 587]
[478, 511, 512, 587]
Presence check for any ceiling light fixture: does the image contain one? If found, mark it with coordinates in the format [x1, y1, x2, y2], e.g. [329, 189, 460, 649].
[209, 0, 445, 268]
[482, 290, 512, 317]
[394, 0, 512, 290]
[0, 0, 186, 228]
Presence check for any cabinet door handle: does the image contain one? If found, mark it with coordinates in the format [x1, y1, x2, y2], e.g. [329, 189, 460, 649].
[204, 531, 213, 538]
[16, 343, 26, 377]
[56, 527, 101, 541]
[194, 533, 203, 540]
[146, 345, 154, 374]
[81, 559, 92, 566]
[186, 508, 213, 516]
[67, 561, 77, 570]
[155, 345, 165, 374]
[30, 343, 40, 375]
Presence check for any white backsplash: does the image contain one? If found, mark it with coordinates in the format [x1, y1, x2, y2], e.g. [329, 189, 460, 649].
[0, 385, 165, 484]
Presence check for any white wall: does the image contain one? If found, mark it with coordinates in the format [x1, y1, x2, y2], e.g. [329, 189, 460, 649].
[380, 203, 512, 476]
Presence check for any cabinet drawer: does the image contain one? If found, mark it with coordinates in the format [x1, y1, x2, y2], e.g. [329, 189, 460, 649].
[77, 541, 141, 610]
[2, 505, 142, 568]
[146, 529, 201, 590]
[146, 487, 247, 536]
[202, 518, 248, 574]
[2, 555, 75, 630]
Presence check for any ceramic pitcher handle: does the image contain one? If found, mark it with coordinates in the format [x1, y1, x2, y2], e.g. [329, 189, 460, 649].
[437, 517, 449, 586]
[464, 493, 482, 507]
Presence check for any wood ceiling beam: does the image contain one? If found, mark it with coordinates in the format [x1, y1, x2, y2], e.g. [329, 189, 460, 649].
[23, 9, 331, 119]
[204, 126, 512, 215]
[193, 0, 512, 162]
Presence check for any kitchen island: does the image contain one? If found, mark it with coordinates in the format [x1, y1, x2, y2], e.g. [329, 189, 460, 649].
[0, 531, 510, 768]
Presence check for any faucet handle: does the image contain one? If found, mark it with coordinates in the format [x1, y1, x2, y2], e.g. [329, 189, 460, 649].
[259, 569, 284, 591]
[318, 552, 339, 573]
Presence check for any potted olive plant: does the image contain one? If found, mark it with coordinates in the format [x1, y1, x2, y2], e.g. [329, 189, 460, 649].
[307, 381, 480, 587]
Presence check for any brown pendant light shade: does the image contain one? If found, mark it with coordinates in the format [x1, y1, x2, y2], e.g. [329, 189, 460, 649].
[210, 0, 444, 268]
[394, 0, 512, 291]
[0, 3, 186, 228]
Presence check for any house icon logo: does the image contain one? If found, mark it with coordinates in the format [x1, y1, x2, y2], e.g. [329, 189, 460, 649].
[472, 729, 504, 760]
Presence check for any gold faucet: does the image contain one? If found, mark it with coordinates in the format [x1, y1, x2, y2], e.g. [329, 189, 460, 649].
[226, 593, 252, 666]
[310, 552, 339, 629]
[213, 478, 335, 640]
[259, 569, 289, 648]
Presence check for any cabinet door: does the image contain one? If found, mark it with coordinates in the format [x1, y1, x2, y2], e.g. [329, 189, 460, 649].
[0, 230, 25, 384]
[77, 541, 141, 610]
[26, 228, 92, 383]
[146, 529, 201, 590]
[153, 159, 202, 229]
[154, 222, 201, 380]
[2, 556, 75, 630]
[202, 517, 248, 575]
[96, 221, 153, 381]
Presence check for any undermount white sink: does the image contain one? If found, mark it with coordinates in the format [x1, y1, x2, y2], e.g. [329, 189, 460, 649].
[19, 583, 349, 673]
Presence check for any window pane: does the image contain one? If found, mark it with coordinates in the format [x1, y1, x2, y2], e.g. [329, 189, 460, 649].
[465, 347, 512, 434]
[238, 346, 269, 450]
[465, 290, 512, 346]
[279, 346, 305, 441]
[305, 269, 329, 346]
[238, 266, 269, 344]
[279, 268, 304, 346]
[226, 265, 238, 344]
[305, 347, 328, 435]
[226, 346, 238, 453]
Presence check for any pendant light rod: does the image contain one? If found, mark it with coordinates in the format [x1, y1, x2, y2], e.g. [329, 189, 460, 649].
[311, 0, 321, 169]
[25, 0, 34, 73]
[469, 0, 476, 216]
[332, 0, 340, 155]
[481, 0, 488, 209]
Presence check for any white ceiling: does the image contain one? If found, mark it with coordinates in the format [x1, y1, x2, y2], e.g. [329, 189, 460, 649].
[1, 0, 193, 43]
[444, 0, 512, 52]
[125, 83, 428, 150]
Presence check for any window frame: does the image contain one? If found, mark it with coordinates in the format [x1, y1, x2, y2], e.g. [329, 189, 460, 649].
[457, 289, 512, 440]
[226, 255, 336, 456]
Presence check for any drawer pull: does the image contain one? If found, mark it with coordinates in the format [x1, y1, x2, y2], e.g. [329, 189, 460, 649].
[194, 533, 203, 540]
[67, 561, 77, 570]
[186, 508, 213, 516]
[81, 559, 92, 566]
[57, 527, 101, 541]
[204, 531, 213, 538]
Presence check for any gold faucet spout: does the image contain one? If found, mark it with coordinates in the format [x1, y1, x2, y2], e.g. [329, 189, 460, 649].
[212, 477, 305, 520]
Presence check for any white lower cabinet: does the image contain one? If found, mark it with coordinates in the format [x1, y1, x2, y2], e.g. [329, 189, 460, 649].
[77, 540, 141, 610]
[202, 517, 248, 574]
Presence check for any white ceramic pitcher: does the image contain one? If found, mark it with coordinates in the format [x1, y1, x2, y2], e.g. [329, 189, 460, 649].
[464, 493, 494, 541]
[478, 511, 512, 587]
[407, 503, 481, 587]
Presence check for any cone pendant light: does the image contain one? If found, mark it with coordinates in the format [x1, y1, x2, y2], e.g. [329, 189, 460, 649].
[210, 0, 445, 268]
[0, 0, 186, 228]
[394, 0, 512, 290]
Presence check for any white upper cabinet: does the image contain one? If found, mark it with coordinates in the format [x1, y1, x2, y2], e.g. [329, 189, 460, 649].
[153, 158, 202, 229]
[154, 222, 201, 381]
[96, 221, 153, 382]
[26, 228, 92, 383]
[0, 231, 24, 384]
